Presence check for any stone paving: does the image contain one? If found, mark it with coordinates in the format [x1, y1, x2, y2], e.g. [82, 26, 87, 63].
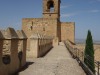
[19, 42, 86, 75]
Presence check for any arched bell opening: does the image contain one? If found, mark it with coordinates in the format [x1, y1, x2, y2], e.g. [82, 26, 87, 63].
[47, 0, 54, 12]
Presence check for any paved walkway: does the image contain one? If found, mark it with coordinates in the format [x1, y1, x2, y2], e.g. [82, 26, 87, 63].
[19, 42, 86, 75]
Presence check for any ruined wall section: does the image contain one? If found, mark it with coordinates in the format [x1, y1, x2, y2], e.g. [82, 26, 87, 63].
[22, 18, 58, 50]
[61, 22, 75, 43]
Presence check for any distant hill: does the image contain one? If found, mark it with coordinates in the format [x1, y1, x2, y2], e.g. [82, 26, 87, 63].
[75, 39, 100, 45]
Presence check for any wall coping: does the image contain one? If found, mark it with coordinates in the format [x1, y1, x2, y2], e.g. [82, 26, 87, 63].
[30, 34, 53, 40]
[0, 31, 4, 39]
[1, 27, 19, 39]
[17, 30, 27, 39]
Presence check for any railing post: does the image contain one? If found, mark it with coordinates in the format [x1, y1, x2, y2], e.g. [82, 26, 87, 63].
[78, 49, 79, 60]
[97, 61, 100, 75]
[74, 48, 77, 58]
[82, 52, 84, 62]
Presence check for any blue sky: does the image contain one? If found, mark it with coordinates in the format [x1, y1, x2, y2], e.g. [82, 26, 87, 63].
[0, 0, 100, 41]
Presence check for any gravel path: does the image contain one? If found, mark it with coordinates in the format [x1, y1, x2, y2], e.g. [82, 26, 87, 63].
[19, 42, 86, 75]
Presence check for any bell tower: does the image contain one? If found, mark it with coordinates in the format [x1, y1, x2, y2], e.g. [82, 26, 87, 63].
[43, 0, 61, 19]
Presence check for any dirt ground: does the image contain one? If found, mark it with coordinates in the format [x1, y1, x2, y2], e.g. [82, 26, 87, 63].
[75, 44, 100, 61]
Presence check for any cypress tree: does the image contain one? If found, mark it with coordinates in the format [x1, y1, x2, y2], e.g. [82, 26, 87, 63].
[84, 30, 95, 73]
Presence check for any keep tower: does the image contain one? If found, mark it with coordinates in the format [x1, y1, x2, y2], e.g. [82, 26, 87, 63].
[43, 0, 61, 19]
[22, 0, 75, 50]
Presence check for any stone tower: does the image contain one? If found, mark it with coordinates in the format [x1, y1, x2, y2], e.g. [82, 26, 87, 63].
[22, 0, 75, 50]
[43, 0, 60, 19]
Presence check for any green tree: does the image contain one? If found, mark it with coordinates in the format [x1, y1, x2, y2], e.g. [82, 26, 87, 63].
[84, 30, 95, 73]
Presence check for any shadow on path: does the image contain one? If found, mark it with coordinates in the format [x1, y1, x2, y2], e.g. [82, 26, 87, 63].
[13, 62, 34, 75]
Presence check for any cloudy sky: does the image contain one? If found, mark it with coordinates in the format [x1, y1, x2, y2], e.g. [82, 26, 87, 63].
[0, 0, 100, 41]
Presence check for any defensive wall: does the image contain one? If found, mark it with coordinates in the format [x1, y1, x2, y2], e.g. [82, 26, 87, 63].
[0, 27, 27, 75]
[0, 27, 54, 75]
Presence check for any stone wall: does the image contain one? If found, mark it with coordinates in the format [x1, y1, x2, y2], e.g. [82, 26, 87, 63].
[61, 22, 75, 42]
[22, 18, 58, 50]
[0, 27, 27, 75]
[22, 18, 75, 49]
[27, 34, 53, 58]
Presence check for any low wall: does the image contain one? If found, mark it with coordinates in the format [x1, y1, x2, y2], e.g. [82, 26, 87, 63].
[0, 27, 27, 75]
[27, 34, 53, 58]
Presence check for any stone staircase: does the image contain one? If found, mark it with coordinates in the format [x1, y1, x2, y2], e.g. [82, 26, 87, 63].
[19, 42, 86, 75]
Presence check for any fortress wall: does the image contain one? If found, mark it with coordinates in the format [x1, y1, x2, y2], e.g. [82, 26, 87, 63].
[22, 18, 58, 50]
[61, 22, 75, 43]
[27, 34, 53, 58]
[0, 28, 27, 75]
[0, 31, 8, 75]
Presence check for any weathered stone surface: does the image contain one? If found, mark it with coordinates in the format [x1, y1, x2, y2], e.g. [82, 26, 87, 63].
[17, 30, 27, 39]
[0, 28, 27, 75]
[43, 0, 60, 19]
[28, 34, 53, 58]
[0, 31, 7, 75]
[17, 30, 27, 67]
[3, 28, 19, 74]
[5, 27, 18, 39]
[61, 22, 75, 42]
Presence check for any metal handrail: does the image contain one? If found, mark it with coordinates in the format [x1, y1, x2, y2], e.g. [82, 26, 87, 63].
[64, 41, 100, 75]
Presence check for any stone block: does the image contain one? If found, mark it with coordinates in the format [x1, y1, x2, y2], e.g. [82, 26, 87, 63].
[29, 34, 39, 58]
[53, 37, 59, 46]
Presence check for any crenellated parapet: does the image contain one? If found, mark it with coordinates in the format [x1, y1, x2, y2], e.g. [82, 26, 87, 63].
[0, 27, 27, 75]
[17, 30, 27, 67]
[27, 33, 53, 58]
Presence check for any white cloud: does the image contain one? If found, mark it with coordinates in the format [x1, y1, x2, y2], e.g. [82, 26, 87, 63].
[61, 9, 100, 18]
[89, 0, 100, 3]
[61, 13, 76, 18]
[89, 10, 100, 13]
[97, 0, 100, 2]
[60, 5, 72, 9]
